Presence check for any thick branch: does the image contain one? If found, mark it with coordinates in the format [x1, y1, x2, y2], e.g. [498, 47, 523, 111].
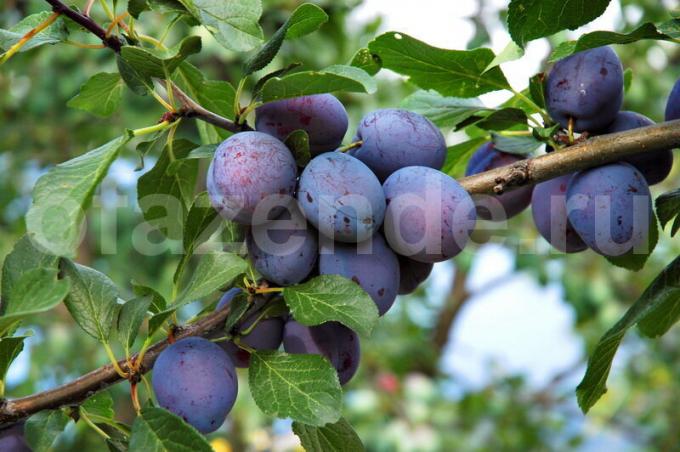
[460, 119, 680, 194]
[44, 0, 122, 52]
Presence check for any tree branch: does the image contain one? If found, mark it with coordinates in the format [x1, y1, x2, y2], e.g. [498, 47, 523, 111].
[44, 0, 122, 52]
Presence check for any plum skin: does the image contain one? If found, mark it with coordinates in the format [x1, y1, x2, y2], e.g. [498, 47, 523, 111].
[297, 152, 386, 243]
[283, 319, 360, 385]
[152, 337, 238, 433]
[247, 203, 318, 286]
[545, 46, 623, 132]
[255, 94, 349, 156]
[208, 131, 297, 225]
[665, 78, 680, 122]
[599, 111, 673, 185]
[382, 166, 476, 263]
[566, 163, 651, 257]
[531, 175, 587, 253]
[319, 233, 400, 316]
[398, 256, 433, 295]
[214, 289, 284, 368]
[0, 424, 30, 452]
[350, 109, 446, 181]
[465, 142, 533, 220]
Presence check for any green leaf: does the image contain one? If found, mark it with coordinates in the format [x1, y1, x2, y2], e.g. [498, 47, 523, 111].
[26, 135, 130, 257]
[130, 0, 191, 18]
[1, 235, 59, 305]
[368, 32, 510, 98]
[491, 133, 543, 155]
[656, 188, 680, 237]
[129, 407, 212, 452]
[508, 0, 612, 48]
[185, 144, 218, 160]
[183, 192, 220, 253]
[473, 108, 528, 131]
[81, 391, 115, 419]
[350, 48, 381, 76]
[484, 41, 524, 71]
[283, 275, 378, 337]
[117, 297, 151, 351]
[252, 63, 303, 97]
[0, 335, 27, 389]
[549, 21, 680, 62]
[0, 11, 68, 52]
[260, 65, 376, 102]
[249, 351, 342, 426]
[528, 73, 546, 109]
[400, 90, 487, 128]
[603, 211, 659, 272]
[441, 137, 488, 177]
[25, 410, 71, 452]
[183, 0, 263, 52]
[576, 254, 680, 413]
[132, 282, 172, 336]
[623, 68, 633, 93]
[222, 291, 250, 333]
[244, 3, 328, 74]
[0, 268, 70, 335]
[284, 130, 311, 167]
[138, 139, 198, 240]
[67, 73, 124, 117]
[61, 260, 120, 342]
[293, 418, 365, 452]
[176, 253, 247, 307]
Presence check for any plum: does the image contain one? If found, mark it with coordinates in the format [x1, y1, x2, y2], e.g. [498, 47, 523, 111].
[397, 256, 434, 295]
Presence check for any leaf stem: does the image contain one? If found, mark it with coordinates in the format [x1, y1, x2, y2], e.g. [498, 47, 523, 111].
[0, 12, 61, 65]
[80, 411, 111, 440]
[97, 0, 115, 21]
[254, 287, 283, 294]
[103, 343, 128, 379]
[63, 40, 106, 49]
[131, 120, 174, 137]
[105, 11, 128, 37]
[337, 140, 363, 152]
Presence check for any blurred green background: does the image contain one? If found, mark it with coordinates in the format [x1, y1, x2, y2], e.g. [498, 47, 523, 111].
[2, 0, 680, 450]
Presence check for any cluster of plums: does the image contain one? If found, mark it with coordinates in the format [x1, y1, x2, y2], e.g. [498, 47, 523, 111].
[151, 46, 677, 434]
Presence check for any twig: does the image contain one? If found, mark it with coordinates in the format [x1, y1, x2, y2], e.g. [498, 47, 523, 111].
[171, 83, 253, 134]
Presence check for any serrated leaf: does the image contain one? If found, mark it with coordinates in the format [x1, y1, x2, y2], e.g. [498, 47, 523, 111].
[284, 130, 311, 167]
[350, 48, 381, 76]
[184, 0, 263, 52]
[508, 0, 612, 48]
[252, 63, 303, 97]
[0, 11, 68, 52]
[61, 260, 120, 342]
[129, 407, 212, 452]
[0, 335, 27, 388]
[283, 275, 378, 337]
[577, 254, 680, 413]
[400, 90, 487, 128]
[138, 139, 198, 240]
[442, 137, 488, 178]
[25, 410, 71, 452]
[26, 135, 130, 257]
[249, 351, 342, 426]
[1, 235, 59, 305]
[604, 211, 659, 272]
[183, 192, 220, 253]
[656, 189, 680, 237]
[117, 297, 151, 351]
[491, 133, 542, 155]
[132, 282, 171, 336]
[293, 418, 365, 452]
[260, 65, 376, 102]
[368, 32, 510, 98]
[67, 73, 124, 117]
[81, 391, 115, 419]
[175, 253, 247, 307]
[244, 3, 328, 74]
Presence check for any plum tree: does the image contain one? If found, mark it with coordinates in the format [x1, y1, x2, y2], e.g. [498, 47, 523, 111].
[382, 166, 476, 263]
[255, 94, 349, 155]
[599, 111, 673, 185]
[665, 78, 680, 121]
[349, 109, 446, 181]
[0, 424, 30, 452]
[214, 289, 284, 368]
[297, 152, 385, 243]
[152, 337, 238, 433]
[207, 131, 297, 225]
[319, 234, 400, 316]
[567, 163, 651, 257]
[283, 319, 360, 385]
[465, 142, 533, 220]
[531, 175, 587, 253]
[546, 46, 624, 132]
[247, 203, 318, 286]
[397, 256, 434, 295]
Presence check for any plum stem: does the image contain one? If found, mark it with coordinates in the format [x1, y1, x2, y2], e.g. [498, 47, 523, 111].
[337, 140, 363, 152]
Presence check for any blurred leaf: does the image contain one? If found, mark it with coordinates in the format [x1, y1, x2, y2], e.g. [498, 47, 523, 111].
[81, 391, 115, 419]
[604, 212, 659, 271]
[67, 73, 124, 118]
[368, 32, 510, 97]
[491, 133, 542, 155]
[129, 407, 212, 451]
[1, 235, 59, 305]
[484, 41, 524, 71]
[508, 0, 612, 47]
[474, 108, 528, 131]
[441, 137, 488, 177]
[185, 144, 218, 160]
[25, 410, 71, 452]
[244, 3, 328, 74]
[181, 0, 263, 52]
[117, 297, 151, 351]
[656, 188, 680, 237]
[0, 12, 68, 52]
[528, 73, 546, 109]
[61, 260, 120, 343]
[293, 418, 365, 452]
[26, 135, 130, 258]
[283, 275, 378, 337]
[175, 253, 247, 307]
[400, 90, 487, 128]
[0, 335, 27, 387]
[129, 0, 191, 18]
[577, 254, 680, 413]
[222, 291, 250, 333]
[623, 68, 633, 93]
[249, 351, 342, 426]
[285, 130, 312, 166]
[350, 48, 381, 76]
[183, 191, 220, 253]
[260, 65, 376, 102]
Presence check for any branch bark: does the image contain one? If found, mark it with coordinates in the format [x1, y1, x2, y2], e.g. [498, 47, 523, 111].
[44, 0, 122, 52]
